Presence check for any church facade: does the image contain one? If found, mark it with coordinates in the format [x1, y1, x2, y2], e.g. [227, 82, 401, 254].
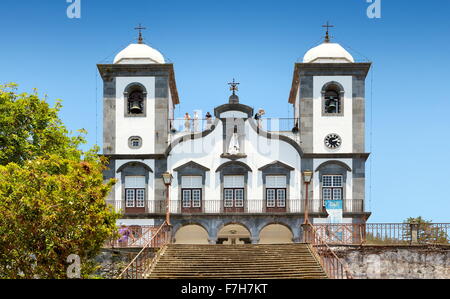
[98, 31, 371, 244]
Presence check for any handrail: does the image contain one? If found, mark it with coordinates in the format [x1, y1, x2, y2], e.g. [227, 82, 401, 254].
[116, 221, 171, 279]
[305, 223, 353, 279]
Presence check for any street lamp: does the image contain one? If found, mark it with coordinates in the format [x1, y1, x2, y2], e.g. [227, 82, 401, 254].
[302, 170, 313, 225]
[162, 172, 173, 225]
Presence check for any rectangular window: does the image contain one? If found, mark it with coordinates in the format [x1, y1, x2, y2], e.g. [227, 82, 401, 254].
[192, 189, 202, 208]
[181, 176, 202, 210]
[125, 176, 146, 209]
[267, 189, 276, 208]
[224, 189, 234, 208]
[322, 175, 343, 202]
[182, 190, 192, 208]
[223, 175, 245, 209]
[266, 175, 287, 208]
[126, 189, 136, 208]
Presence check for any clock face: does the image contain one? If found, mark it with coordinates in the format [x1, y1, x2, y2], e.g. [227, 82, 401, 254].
[324, 134, 342, 149]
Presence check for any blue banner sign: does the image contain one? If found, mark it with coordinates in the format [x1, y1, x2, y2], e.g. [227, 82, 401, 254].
[325, 200, 343, 210]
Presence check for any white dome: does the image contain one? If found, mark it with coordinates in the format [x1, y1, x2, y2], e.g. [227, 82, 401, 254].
[114, 43, 165, 64]
[303, 42, 354, 63]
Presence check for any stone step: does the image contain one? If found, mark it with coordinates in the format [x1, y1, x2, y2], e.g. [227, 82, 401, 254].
[147, 244, 326, 279]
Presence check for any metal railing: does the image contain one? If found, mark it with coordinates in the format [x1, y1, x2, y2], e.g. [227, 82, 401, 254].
[149, 199, 329, 214]
[169, 118, 215, 134]
[108, 199, 368, 215]
[303, 224, 353, 279]
[342, 199, 365, 213]
[116, 222, 172, 279]
[107, 225, 161, 248]
[311, 223, 450, 245]
[168, 118, 299, 134]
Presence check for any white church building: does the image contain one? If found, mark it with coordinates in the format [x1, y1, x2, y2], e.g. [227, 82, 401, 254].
[98, 29, 371, 244]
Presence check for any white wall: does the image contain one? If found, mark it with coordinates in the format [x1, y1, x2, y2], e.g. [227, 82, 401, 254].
[167, 120, 303, 211]
[313, 76, 353, 154]
[115, 77, 156, 155]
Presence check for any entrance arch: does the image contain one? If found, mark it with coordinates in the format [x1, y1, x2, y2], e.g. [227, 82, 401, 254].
[217, 224, 251, 244]
[174, 224, 209, 244]
[259, 224, 294, 244]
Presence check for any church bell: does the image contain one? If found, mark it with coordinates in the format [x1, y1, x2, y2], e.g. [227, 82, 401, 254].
[326, 98, 337, 113]
[129, 100, 142, 114]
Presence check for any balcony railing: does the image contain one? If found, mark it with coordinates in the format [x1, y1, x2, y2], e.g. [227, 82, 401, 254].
[149, 199, 326, 214]
[106, 199, 367, 215]
[169, 118, 215, 134]
[168, 118, 300, 134]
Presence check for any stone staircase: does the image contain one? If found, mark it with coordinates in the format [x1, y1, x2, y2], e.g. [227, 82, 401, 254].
[147, 243, 327, 279]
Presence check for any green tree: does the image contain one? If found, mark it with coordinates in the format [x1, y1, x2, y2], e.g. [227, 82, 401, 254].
[0, 83, 84, 165]
[403, 217, 449, 245]
[0, 84, 120, 278]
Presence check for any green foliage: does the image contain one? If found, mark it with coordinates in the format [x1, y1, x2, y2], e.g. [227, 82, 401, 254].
[0, 83, 85, 165]
[0, 84, 120, 278]
[403, 217, 449, 245]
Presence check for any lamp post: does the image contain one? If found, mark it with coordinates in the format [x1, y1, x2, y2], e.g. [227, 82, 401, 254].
[162, 172, 173, 226]
[302, 170, 313, 225]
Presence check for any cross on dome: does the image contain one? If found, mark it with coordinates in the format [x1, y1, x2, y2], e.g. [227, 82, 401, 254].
[322, 21, 334, 43]
[135, 24, 147, 44]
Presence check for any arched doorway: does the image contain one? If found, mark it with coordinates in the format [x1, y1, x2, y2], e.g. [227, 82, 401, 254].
[217, 224, 251, 244]
[259, 224, 294, 244]
[174, 224, 209, 244]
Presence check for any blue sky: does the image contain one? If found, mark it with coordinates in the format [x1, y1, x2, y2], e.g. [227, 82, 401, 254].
[0, 0, 449, 222]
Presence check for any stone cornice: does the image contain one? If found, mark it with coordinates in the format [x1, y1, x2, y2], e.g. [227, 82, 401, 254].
[288, 62, 372, 104]
[97, 63, 180, 105]
[303, 153, 370, 161]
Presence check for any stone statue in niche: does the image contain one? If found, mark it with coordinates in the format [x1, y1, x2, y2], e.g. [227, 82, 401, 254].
[228, 132, 240, 155]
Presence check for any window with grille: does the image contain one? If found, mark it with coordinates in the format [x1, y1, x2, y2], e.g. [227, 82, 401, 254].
[322, 175, 343, 201]
[266, 175, 287, 208]
[223, 175, 245, 208]
[125, 176, 146, 208]
[181, 176, 202, 209]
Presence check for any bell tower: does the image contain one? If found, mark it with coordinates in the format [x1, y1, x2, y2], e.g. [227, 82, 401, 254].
[288, 25, 372, 223]
[97, 27, 179, 156]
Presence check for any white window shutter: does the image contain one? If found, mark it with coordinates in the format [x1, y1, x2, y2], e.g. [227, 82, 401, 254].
[266, 175, 287, 188]
[181, 176, 202, 188]
[125, 176, 145, 188]
[224, 175, 245, 188]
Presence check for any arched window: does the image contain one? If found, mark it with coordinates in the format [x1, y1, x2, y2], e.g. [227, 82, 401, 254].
[128, 91, 144, 114]
[322, 82, 344, 116]
[124, 83, 147, 117]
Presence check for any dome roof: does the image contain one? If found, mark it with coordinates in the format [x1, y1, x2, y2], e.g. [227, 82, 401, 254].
[303, 42, 354, 63]
[114, 43, 165, 64]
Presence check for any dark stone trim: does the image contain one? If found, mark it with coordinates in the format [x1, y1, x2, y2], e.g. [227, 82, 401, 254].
[220, 153, 247, 160]
[258, 161, 295, 172]
[315, 160, 352, 172]
[288, 62, 372, 104]
[342, 212, 372, 219]
[97, 63, 180, 105]
[216, 161, 253, 173]
[118, 212, 329, 219]
[102, 154, 165, 160]
[303, 153, 370, 161]
[116, 161, 154, 173]
[247, 118, 305, 157]
[165, 119, 220, 156]
[214, 103, 254, 118]
[173, 161, 210, 172]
